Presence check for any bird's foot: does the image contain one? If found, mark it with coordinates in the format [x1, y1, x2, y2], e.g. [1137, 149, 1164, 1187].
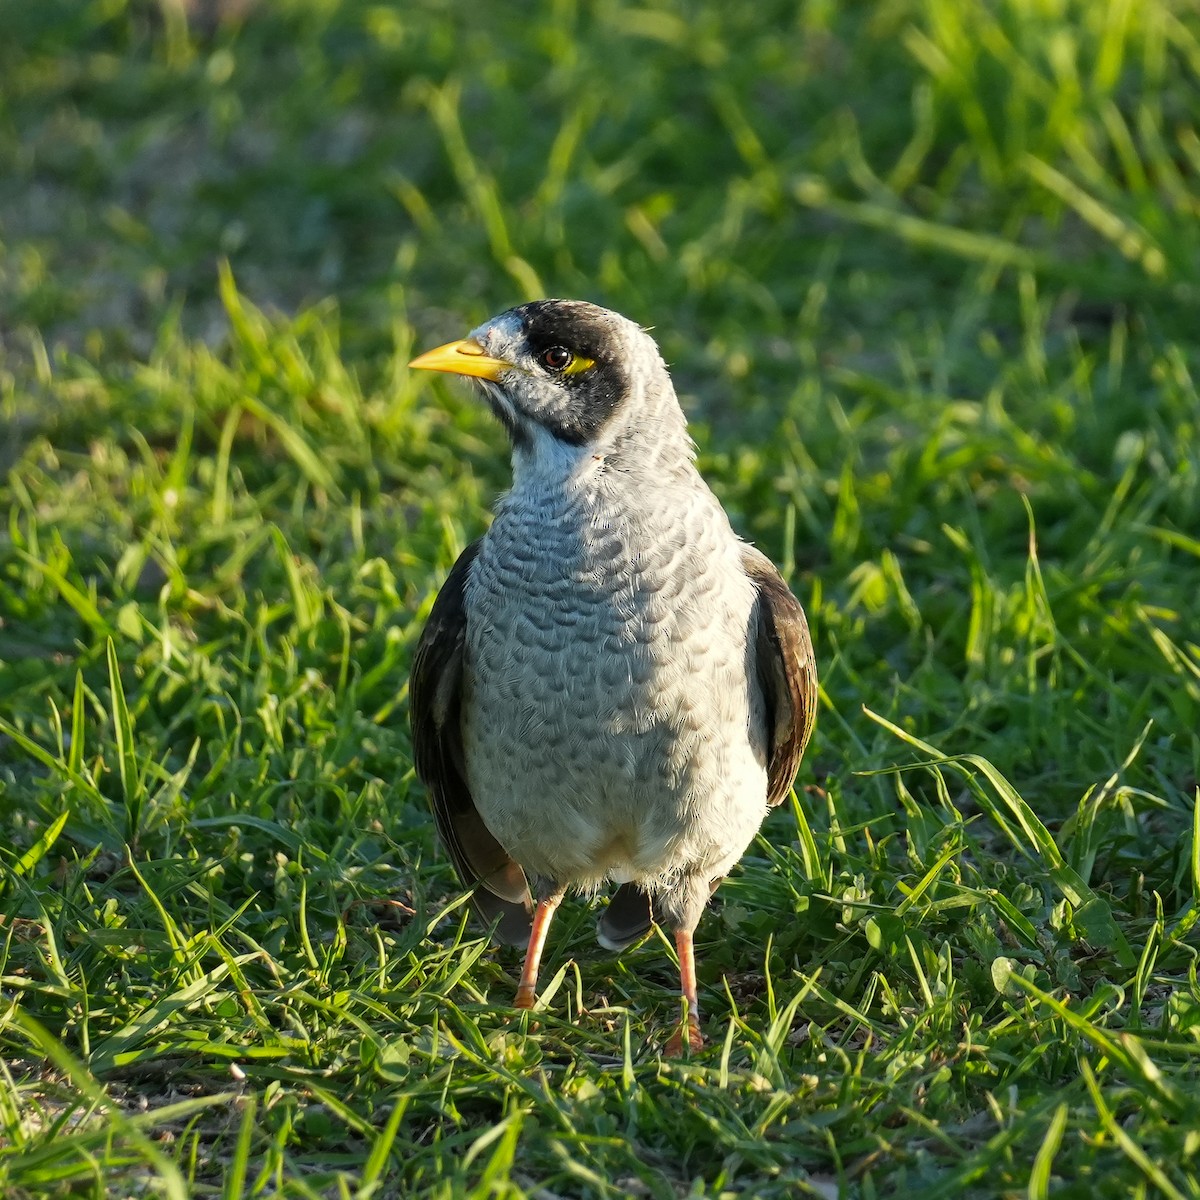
[664, 1016, 704, 1058]
[513, 984, 537, 1010]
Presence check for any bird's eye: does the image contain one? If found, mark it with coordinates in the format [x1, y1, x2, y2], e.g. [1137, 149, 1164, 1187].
[540, 347, 573, 372]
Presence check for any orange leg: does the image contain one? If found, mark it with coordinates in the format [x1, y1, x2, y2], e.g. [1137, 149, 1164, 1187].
[513, 892, 563, 1010]
[664, 928, 705, 1056]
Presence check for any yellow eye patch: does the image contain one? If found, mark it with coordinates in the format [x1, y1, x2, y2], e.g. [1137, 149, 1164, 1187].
[562, 355, 595, 376]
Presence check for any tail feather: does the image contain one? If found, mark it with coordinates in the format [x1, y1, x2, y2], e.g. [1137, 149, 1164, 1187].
[476, 887, 534, 947]
[596, 883, 656, 951]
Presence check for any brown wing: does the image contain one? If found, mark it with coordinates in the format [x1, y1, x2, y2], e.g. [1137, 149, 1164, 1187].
[741, 545, 818, 807]
[409, 540, 533, 945]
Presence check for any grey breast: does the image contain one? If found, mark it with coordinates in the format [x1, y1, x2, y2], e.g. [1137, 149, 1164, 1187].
[460, 468, 769, 889]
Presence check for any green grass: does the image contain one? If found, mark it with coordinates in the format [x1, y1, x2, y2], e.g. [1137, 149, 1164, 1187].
[2, 0, 1200, 1195]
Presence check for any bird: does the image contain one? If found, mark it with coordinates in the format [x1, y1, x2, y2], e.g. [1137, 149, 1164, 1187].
[407, 299, 816, 1055]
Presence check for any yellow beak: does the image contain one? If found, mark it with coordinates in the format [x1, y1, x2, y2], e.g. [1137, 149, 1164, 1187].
[408, 338, 510, 381]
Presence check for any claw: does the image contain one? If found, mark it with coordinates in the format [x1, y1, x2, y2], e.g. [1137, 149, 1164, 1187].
[664, 1015, 704, 1057]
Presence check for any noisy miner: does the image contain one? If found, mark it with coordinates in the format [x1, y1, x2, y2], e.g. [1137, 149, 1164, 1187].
[408, 299, 816, 1054]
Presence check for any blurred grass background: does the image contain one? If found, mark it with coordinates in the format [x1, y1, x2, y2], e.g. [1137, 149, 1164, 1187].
[2, 0, 1199, 1196]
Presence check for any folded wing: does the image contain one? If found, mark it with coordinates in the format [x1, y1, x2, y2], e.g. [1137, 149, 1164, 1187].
[409, 540, 534, 945]
[740, 545, 818, 807]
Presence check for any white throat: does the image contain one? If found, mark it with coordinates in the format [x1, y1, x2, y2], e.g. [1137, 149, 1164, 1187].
[510, 424, 604, 497]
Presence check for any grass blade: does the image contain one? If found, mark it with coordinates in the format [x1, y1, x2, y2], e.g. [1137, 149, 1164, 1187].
[105, 638, 142, 845]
